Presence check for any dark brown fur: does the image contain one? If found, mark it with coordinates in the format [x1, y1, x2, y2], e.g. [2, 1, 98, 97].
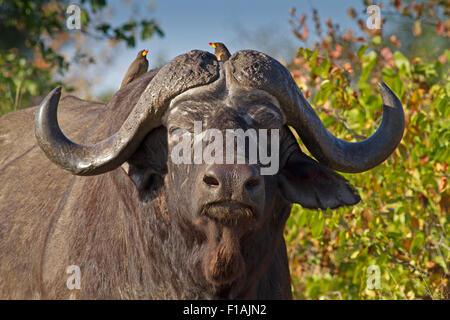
[0, 66, 359, 299]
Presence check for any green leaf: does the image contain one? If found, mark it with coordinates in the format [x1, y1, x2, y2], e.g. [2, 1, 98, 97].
[357, 45, 368, 60]
[359, 51, 378, 85]
[410, 232, 425, 254]
[297, 210, 308, 227]
[121, 21, 136, 31]
[310, 212, 325, 238]
[393, 51, 411, 76]
[299, 48, 313, 59]
[318, 59, 331, 78]
[434, 255, 449, 274]
[445, 49, 450, 63]
[96, 23, 110, 33]
[314, 80, 334, 105]
[382, 67, 397, 78]
[350, 250, 360, 259]
[371, 36, 381, 45]
[310, 50, 319, 70]
[383, 75, 405, 99]
[345, 108, 361, 123]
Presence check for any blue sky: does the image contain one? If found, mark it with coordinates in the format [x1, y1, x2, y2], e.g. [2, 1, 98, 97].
[66, 0, 366, 96]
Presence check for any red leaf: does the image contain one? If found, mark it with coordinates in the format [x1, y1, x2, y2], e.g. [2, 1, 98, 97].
[300, 25, 308, 41]
[436, 22, 444, 35]
[299, 13, 307, 26]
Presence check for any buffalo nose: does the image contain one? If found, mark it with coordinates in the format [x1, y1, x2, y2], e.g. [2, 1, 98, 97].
[202, 164, 262, 198]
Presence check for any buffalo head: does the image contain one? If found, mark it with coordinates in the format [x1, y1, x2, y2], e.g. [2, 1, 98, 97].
[34, 50, 404, 295]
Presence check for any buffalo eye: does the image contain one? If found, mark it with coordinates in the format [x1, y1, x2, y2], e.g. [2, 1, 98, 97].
[169, 127, 189, 141]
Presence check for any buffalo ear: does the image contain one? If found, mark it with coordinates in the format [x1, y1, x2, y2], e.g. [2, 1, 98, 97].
[126, 126, 167, 202]
[278, 150, 360, 209]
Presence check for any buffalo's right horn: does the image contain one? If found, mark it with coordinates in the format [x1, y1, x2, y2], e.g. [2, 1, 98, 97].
[35, 50, 219, 176]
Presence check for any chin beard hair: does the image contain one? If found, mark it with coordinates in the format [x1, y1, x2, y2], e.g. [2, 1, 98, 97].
[200, 202, 254, 226]
[203, 226, 245, 286]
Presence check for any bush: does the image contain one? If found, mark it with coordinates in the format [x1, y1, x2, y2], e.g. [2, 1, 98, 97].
[286, 1, 449, 299]
[0, 0, 163, 114]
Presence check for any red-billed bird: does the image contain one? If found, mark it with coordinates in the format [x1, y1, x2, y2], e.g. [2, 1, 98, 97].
[209, 42, 231, 61]
[120, 49, 149, 89]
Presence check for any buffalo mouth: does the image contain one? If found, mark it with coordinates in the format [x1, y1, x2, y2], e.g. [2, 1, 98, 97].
[199, 201, 256, 226]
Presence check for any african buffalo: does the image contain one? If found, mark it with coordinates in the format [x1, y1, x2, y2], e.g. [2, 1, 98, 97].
[0, 50, 404, 299]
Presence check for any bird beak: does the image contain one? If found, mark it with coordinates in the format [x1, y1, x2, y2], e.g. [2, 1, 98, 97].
[143, 50, 149, 56]
[209, 42, 216, 49]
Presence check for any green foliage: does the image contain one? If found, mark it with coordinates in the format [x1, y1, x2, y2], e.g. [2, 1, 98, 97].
[288, 55, 449, 298]
[0, 0, 163, 114]
[288, 0, 449, 300]
[0, 50, 58, 114]
[287, 42, 449, 302]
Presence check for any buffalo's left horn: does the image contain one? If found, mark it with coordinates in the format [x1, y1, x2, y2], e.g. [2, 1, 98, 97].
[35, 51, 219, 175]
[288, 81, 405, 173]
[229, 50, 405, 173]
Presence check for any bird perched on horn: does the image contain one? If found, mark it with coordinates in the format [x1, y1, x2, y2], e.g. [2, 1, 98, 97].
[209, 42, 231, 61]
[120, 49, 149, 89]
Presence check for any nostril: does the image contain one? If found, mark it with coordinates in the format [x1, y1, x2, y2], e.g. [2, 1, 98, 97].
[244, 177, 260, 190]
[203, 175, 220, 187]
